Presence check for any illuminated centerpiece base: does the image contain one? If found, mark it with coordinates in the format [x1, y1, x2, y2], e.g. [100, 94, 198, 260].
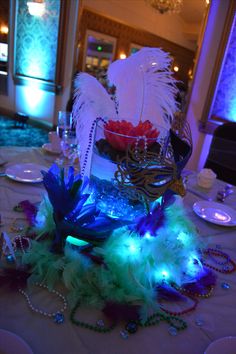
[27, 175, 208, 318]
[89, 119, 169, 220]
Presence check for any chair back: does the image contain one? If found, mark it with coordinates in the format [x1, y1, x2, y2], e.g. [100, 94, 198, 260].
[204, 122, 236, 185]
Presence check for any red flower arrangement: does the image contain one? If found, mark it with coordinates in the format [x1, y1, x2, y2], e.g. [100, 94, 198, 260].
[104, 120, 160, 151]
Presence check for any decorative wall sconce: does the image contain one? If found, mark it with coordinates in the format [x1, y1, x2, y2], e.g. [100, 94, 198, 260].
[0, 25, 9, 34]
[119, 53, 127, 59]
[27, 0, 46, 17]
[14, 0, 63, 93]
[188, 69, 193, 79]
[173, 65, 179, 72]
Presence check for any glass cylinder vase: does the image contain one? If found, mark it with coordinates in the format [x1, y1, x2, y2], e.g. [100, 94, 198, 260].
[89, 119, 170, 221]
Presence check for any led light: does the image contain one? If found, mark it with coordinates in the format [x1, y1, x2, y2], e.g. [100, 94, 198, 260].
[97, 45, 102, 51]
[129, 244, 138, 253]
[162, 270, 169, 278]
[144, 232, 152, 239]
[154, 268, 170, 281]
[126, 239, 140, 254]
[66, 236, 89, 247]
[35, 213, 46, 227]
[177, 231, 188, 243]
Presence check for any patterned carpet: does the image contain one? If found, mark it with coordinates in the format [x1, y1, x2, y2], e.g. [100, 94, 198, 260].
[0, 115, 49, 147]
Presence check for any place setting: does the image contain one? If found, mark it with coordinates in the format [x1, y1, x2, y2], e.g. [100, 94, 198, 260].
[183, 167, 236, 228]
[41, 111, 72, 156]
[0, 113, 80, 184]
[204, 336, 236, 354]
[3, 163, 47, 183]
[41, 111, 80, 172]
[42, 129, 62, 155]
[192, 180, 236, 228]
[0, 329, 33, 354]
[193, 200, 236, 227]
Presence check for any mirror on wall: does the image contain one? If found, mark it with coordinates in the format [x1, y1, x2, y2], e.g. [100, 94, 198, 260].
[200, 2, 236, 129]
[0, 0, 9, 75]
[0, 0, 9, 95]
[78, 0, 210, 113]
[83, 30, 116, 84]
[129, 43, 143, 55]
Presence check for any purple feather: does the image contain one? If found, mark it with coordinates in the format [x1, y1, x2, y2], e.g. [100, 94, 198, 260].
[41, 164, 87, 218]
[103, 302, 140, 322]
[18, 200, 37, 227]
[135, 203, 165, 236]
[156, 284, 186, 302]
[0, 266, 31, 291]
[182, 267, 217, 295]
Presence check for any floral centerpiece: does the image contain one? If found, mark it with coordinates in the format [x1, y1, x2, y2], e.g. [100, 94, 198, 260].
[2, 48, 235, 337]
[72, 48, 190, 219]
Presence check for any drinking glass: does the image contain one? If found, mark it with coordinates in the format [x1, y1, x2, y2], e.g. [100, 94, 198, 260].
[57, 111, 72, 138]
[60, 130, 80, 170]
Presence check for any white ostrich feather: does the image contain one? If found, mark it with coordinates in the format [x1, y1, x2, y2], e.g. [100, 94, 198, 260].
[107, 47, 178, 129]
[73, 48, 178, 176]
[73, 73, 116, 176]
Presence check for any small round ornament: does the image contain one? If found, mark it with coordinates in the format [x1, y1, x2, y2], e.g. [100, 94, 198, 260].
[221, 282, 230, 289]
[168, 326, 178, 336]
[5, 254, 15, 263]
[54, 313, 64, 324]
[125, 321, 138, 334]
[120, 330, 129, 339]
[195, 318, 204, 327]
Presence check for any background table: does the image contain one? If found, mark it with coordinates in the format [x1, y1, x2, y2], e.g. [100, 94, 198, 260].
[0, 147, 236, 354]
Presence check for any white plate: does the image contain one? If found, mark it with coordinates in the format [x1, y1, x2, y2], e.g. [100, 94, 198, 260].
[0, 329, 33, 354]
[42, 143, 61, 155]
[204, 336, 236, 354]
[193, 201, 236, 227]
[5, 163, 47, 183]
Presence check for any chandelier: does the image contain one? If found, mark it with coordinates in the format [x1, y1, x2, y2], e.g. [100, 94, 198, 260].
[146, 0, 183, 14]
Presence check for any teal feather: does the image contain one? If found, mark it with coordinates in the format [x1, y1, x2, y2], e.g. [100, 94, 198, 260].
[22, 197, 204, 317]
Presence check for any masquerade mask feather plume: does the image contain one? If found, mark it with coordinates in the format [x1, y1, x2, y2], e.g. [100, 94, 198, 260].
[73, 47, 178, 175]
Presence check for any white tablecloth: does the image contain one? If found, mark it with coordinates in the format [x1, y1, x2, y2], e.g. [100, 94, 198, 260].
[0, 147, 236, 354]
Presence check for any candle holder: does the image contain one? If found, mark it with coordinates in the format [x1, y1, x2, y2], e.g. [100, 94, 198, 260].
[89, 119, 172, 220]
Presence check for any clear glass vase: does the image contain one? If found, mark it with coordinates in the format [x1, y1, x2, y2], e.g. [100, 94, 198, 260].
[89, 119, 170, 221]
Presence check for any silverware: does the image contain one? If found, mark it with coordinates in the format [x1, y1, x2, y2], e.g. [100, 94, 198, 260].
[0, 160, 8, 167]
[186, 187, 212, 201]
[216, 187, 234, 202]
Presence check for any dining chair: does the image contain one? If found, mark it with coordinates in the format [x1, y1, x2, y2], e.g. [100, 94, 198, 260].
[204, 122, 236, 185]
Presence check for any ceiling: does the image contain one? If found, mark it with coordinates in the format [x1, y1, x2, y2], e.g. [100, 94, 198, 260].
[180, 0, 207, 24]
[83, 0, 208, 50]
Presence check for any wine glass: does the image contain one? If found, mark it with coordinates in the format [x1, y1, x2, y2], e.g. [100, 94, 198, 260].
[60, 130, 80, 170]
[56, 111, 72, 138]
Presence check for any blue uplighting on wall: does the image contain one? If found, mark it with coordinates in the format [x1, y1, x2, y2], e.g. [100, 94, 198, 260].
[212, 15, 236, 122]
[15, 0, 61, 82]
